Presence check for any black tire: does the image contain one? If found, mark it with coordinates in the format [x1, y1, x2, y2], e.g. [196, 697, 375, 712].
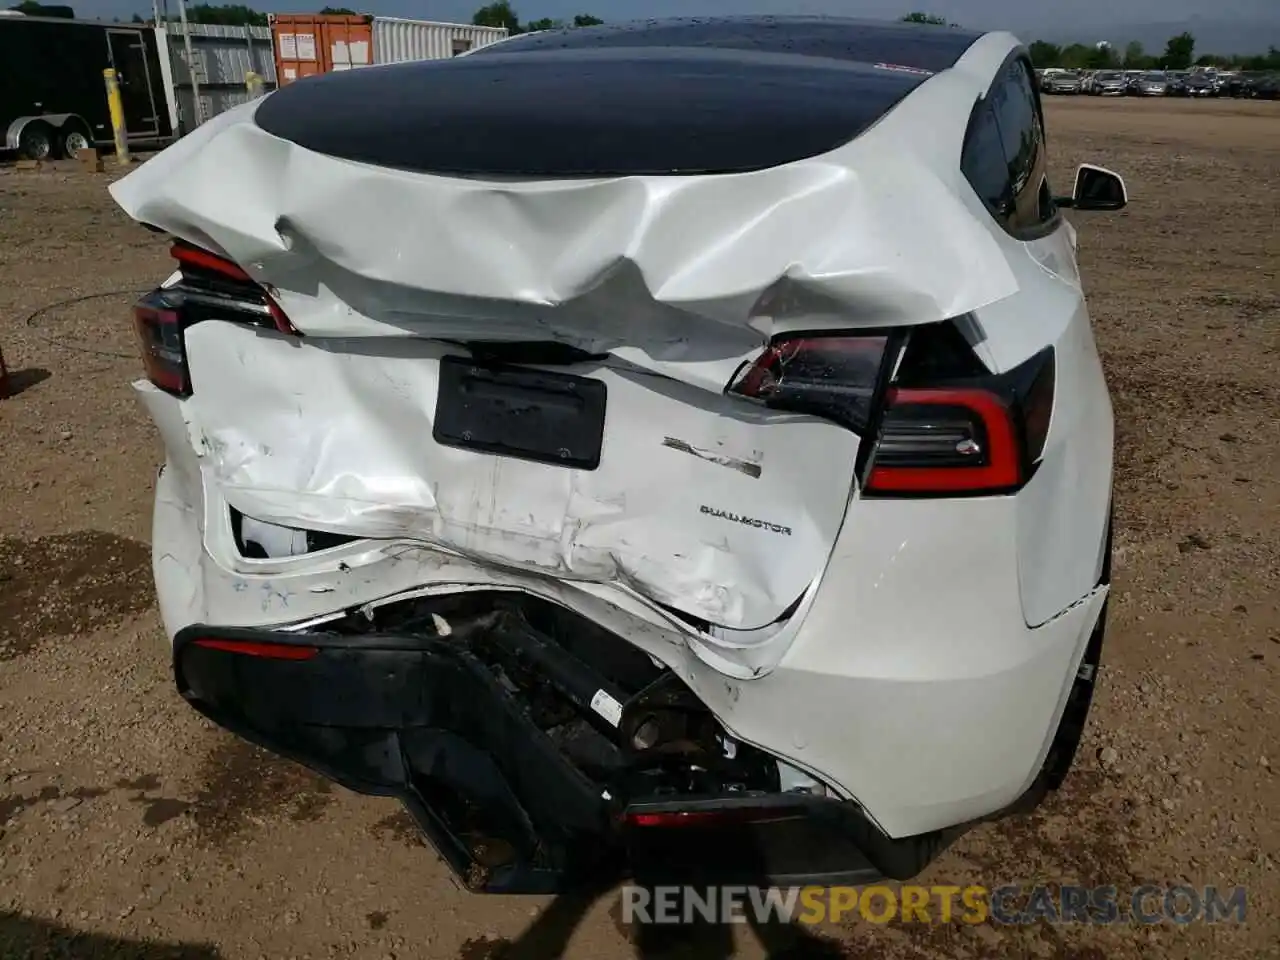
[17, 122, 54, 161]
[57, 127, 92, 160]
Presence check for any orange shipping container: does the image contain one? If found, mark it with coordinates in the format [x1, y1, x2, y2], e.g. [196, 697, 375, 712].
[270, 13, 374, 86]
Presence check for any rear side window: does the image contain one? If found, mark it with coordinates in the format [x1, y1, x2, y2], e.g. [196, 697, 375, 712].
[962, 102, 1010, 218]
[962, 57, 1056, 236]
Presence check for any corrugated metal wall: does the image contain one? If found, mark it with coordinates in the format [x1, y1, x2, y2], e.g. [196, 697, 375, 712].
[168, 22, 276, 131]
[372, 17, 508, 64]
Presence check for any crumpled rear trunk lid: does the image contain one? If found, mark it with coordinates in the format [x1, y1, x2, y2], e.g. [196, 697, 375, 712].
[110, 59, 1016, 633]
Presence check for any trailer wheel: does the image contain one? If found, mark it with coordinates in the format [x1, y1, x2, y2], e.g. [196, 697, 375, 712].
[58, 127, 92, 159]
[60, 129, 92, 158]
[17, 122, 55, 161]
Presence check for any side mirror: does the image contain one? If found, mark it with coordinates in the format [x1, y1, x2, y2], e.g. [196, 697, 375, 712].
[1055, 164, 1128, 211]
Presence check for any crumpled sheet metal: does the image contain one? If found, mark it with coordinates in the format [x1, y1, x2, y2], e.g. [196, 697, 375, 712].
[112, 76, 1020, 634]
[109, 90, 1018, 350]
[180, 321, 860, 632]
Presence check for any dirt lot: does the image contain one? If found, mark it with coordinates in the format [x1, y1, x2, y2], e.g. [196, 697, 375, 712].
[1, 96, 1277, 959]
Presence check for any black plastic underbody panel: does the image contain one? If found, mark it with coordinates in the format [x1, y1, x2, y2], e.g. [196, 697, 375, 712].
[432, 357, 607, 470]
[252, 16, 984, 177]
[171, 602, 1108, 891]
[172, 623, 890, 893]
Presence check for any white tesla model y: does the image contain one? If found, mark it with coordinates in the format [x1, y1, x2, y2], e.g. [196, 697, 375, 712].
[112, 16, 1126, 892]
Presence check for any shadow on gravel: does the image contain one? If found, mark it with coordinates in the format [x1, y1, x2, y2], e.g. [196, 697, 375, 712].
[1, 366, 51, 397]
[189, 736, 334, 842]
[454, 772, 1136, 959]
[119, 735, 336, 843]
[458, 881, 849, 959]
[0, 783, 109, 824]
[458, 865, 850, 960]
[0, 531, 153, 659]
[0, 910, 221, 958]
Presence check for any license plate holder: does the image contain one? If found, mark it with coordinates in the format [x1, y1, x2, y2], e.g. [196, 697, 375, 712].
[433, 356, 606, 470]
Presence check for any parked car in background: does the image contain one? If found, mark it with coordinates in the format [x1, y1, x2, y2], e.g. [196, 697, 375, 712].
[1187, 71, 1220, 97]
[1041, 68, 1082, 94]
[1222, 72, 1273, 98]
[1254, 73, 1280, 100]
[1091, 70, 1127, 95]
[1221, 72, 1253, 97]
[1137, 71, 1168, 96]
[1165, 70, 1190, 95]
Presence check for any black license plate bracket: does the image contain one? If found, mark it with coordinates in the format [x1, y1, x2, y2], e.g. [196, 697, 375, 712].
[433, 356, 606, 470]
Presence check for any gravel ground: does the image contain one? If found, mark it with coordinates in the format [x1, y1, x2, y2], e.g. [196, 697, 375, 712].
[0, 96, 1277, 959]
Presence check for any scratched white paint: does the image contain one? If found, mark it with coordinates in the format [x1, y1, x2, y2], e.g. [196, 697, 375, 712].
[180, 320, 858, 631]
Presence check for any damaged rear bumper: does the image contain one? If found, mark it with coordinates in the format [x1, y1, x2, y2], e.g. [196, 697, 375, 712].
[174, 619, 888, 894]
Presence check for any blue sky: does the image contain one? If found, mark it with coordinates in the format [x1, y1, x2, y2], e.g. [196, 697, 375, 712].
[71, 0, 1280, 49]
[74, 0, 1277, 26]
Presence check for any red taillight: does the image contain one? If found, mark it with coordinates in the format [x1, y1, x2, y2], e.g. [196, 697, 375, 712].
[191, 637, 319, 661]
[170, 241, 253, 282]
[133, 300, 190, 396]
[169, 240, 298, 336]
[625, 806, 800, 829]
[865, 347, 1055, 498]
[727, 334, 891, 434]
[865, 387, 1022, 495]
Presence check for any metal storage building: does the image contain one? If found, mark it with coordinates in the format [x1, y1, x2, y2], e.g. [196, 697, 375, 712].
[373, 17, 509, 64]
[270, 13, 507, 86]
[163, 22, 276, 131]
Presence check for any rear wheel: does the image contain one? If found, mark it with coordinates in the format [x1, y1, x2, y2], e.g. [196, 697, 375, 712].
[58, 128, 92, 159]
[17, 123, 54, 161]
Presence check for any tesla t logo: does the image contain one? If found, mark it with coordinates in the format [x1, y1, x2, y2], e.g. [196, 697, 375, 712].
[700, 505, 793, 536]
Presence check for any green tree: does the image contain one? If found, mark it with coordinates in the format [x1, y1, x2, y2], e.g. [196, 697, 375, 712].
[9, 1, 75, 16]
[319, 6, 358, 13]
[518, 13, 601, 30]
[1123, 41, 1149, 69]
[1027, 40, 1062, 67]
[1244, 46, 1280, 70]
[185, 4, 268, 26]
[1058, 43, 1094, 69]
[473, 1, 520, 32]
[1164, 32, 1195, 70]
[1086, 43, 1118, 70]
[901, 12, 947, 25]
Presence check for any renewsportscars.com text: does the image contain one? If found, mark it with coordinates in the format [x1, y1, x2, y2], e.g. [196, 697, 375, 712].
[621, 884, 1248, 926]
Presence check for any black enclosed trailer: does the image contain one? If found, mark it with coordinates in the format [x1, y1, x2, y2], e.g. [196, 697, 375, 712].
[0, 14, 176, 160]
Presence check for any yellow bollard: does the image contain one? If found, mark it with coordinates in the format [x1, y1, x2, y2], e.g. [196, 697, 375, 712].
[245, 71, 266, 99]
[102, 68, 131, 165]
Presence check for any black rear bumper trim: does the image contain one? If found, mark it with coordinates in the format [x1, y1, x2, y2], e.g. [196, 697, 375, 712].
[172, 620, 933, 892]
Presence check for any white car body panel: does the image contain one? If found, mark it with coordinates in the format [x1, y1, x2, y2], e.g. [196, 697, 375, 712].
[144, 404, 1107, 837]
[118, 24, 1114, 843]
[177, 320, 859, 631]
[109, 39, 1022, 369]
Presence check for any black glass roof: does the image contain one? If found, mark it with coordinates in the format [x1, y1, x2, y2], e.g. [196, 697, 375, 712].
[254, 16, 985, 177]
